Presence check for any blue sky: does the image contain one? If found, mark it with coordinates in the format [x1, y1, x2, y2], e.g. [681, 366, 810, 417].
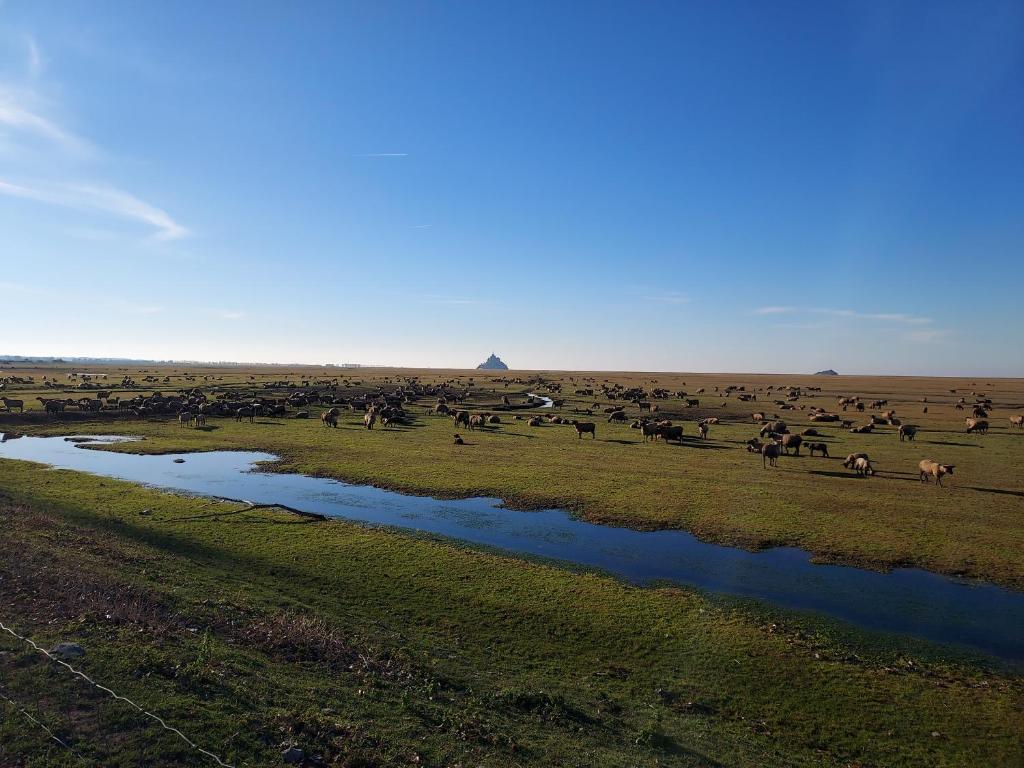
[1, 1, 1022, 375]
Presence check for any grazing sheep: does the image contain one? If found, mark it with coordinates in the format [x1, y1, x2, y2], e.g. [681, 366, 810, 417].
[527, 416, 542, 427]
[761, 442, 782, 468]
[760, 420, 788, 437]
[194, 413, 206, 428]
[842, 453, 869, 469]
[808, 442, 829, 457]
[179, 411, 192, 427]
[1010, 415, 1024, 429]
[840, 419, 854, 429]
[801, 428, 820, 437]
[972, 406, 990, 419]
[965, 418, 989, 435]
[852, 457, 874, 477]
[235, 406, 255, 423]
[919, 460, 955, 486]
[452, 410, 470, 428]
[703, 417, 720, 425]
[453, 433, 464, 445]
[570, 420, 596, 439]
[697, 422, 708, 439]
[469, 414, 486, 431]
[746, 438, 763, 453]
[363, 411, 377, 430]
[607, 411, 627, 422]
[898, 424, 918, 442]
[321, 409, 339, 427]
[779, 433, 802, 455]
[752, 412, 766, 423]
[850, 424, 874, 434]
[0, 397, 24, 413]
[488, 414, 501, 424]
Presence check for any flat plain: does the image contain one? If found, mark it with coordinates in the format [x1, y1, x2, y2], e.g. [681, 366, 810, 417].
[1, 363, 1022, 766]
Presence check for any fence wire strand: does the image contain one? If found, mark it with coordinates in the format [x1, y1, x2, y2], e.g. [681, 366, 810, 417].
[0, 683, 88, 764]
[0, 620, 235, 768]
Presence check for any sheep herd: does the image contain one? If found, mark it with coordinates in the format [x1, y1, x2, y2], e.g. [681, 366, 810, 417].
[2, 371, 1021, 493]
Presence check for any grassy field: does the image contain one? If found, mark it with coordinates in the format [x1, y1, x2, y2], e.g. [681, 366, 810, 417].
[2, 364, 1022, 587]
[1, 460, 1022, 767]
[1, 363, 1022, 766]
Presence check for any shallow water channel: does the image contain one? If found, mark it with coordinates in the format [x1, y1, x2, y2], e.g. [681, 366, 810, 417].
[1, 433, 1022, 662]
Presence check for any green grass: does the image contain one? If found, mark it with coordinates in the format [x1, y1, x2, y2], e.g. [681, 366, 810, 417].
[6, 367, 1023, 588]
[1, 460, 1022, 767]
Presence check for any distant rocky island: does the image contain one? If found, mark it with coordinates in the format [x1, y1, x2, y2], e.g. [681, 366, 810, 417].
[477, 353, 509, 370]
[814, 369, 839, 376]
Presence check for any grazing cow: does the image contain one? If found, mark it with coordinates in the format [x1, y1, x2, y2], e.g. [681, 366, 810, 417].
[607, 411, 627, 422]
[1010, 415, 1024, 429]
[527, 416, 542, 427]
[321, 408, 339, 427]
[452, 410, 470, 428]
[808, 442, 829, 457]
[685, 399, 700, 407]
[972, 406, 989, 419]
[919, 460, 955, 486]
[761, 442, 782, 468]
[637, 401, 652, 411]
[235, 407, 255, 423]
[965, 418, 989, 435]
[44, 400, 65, 416]
[570, 420, 596, 439]
[469, 414, 486, 431]
[0, 397, 24, 413]
[898, 424, 918, 442]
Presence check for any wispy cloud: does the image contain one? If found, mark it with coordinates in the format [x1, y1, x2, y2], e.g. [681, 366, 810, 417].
[412, 223, 433, 229]
[1, 37, 188, 241]
[645, 291, 690, 305]
[355, 152, 408, 157]
[26, 35, 43, 79]
[0, 86, 91, 155]
[0, 179, 188, 240]
[754, 306, 932, 325]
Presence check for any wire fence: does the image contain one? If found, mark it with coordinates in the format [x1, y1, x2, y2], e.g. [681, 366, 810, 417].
[0, 683, 87, 764]
[0, 619, 235, 768]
